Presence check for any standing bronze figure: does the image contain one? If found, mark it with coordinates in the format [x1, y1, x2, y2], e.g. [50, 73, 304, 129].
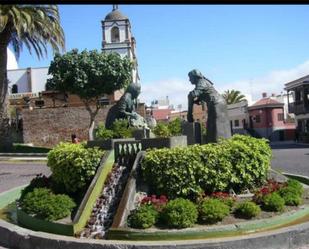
[187, 69, 231, 143]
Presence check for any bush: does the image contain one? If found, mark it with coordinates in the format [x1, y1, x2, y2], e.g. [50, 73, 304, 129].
[141, 135, 271, 199]
[234, 201, 261, 219]
[95, 122, 114, 140]
[111, 119, 133, 138]
[153, 122, 171, 138]
[20, 174, 50, 200]
[20, 188, 76, 221]
[210, 192, 236, 210]
[286, 179, 304, 196]
[223, 135, 272, 191]
[261, 192, 285, 212]
[168, 118, 182, 136]
[198, 198, 230, 224]
[128, 204, 159, 229]
[47, 142, 103, 193]
[278, 187, 302, 206]
[161, 198, 197, 228]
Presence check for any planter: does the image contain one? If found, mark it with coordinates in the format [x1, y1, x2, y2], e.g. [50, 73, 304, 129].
[15, 151, 115, 236]
[87, 138, 136, 150]
[141, 135, 187, 150]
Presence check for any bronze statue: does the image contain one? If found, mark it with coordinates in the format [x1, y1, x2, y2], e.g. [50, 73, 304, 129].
[187, 69, 231, 143]
[105, 83, 148, 130]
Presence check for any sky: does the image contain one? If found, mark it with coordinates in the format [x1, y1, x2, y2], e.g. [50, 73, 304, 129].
[13, 4, 309, 110]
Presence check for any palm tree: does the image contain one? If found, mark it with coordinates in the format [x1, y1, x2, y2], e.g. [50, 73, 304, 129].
[222, 89, 246, 105]
[0, 5, 65, 150]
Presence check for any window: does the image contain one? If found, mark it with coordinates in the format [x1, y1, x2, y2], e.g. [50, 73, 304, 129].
[255, 115, 261, 123]
[111, 26, 120, 42]
[277, 113, 284, 121]
[12, 84, 18, 94]
[234, 120, 239, 127]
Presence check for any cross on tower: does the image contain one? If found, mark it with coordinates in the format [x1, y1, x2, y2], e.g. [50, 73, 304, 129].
[112, 4, 118, 11]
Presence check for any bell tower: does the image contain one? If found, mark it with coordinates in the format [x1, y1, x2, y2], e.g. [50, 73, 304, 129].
[101, 5, 139, 84]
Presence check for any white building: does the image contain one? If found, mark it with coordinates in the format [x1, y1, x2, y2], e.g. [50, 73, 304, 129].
[227, 100, 249, 134]
[8, 67, 49, 98]
[101, 5, 140, 84]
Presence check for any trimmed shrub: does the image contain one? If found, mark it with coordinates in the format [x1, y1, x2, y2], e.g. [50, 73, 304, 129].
[111, 119, 134, 138]
[168, 118, 182, 136]
[223, 135, 272, 191]
[153, 122, 171, 138]
[278, 187, 302, 206]
[20, 188, 76, 221]
[128, 204, 159, 229]
[210, 192, 236, 210]
[234, 201, 261, 219]
[47, 142, 103, 193]
[20, 174, 50, 200]
[198, 198, 230, 224]
[141, 135, 271, 199]
[261, 192, 285, 212]
[286, 179, 304, 196]
[161, 198, 198, 228]
[95, 122, 114, 140]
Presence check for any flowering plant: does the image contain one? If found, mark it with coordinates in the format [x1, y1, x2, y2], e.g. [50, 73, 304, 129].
[253, 179, 286, 204]
[140, 194, 168, 211]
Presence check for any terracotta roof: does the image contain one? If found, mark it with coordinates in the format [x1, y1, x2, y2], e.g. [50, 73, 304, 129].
[152, 109, 172, 121]
[248, 97, 283, 110]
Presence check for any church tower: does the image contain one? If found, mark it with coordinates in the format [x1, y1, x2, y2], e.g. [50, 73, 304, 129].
[101, 5, 140, 84]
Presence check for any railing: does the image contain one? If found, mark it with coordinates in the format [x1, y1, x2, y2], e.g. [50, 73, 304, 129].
[288, 102, 309, 115]
[114, 140, 142, 167]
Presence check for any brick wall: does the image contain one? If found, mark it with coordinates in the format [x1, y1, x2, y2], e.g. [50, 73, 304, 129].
[22, 106, 112, 147]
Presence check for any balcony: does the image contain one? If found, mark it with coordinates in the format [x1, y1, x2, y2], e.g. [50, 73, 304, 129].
[288, 102, 309, 115]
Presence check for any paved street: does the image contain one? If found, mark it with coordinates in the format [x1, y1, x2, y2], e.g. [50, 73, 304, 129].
[0, 162, 50, 193]
[271, 142, 309, 176]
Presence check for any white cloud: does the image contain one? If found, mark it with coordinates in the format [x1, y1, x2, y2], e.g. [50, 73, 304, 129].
[139, 78, 192, 110]
[140, 60, 309, 110]
[217, 60, 309, 102]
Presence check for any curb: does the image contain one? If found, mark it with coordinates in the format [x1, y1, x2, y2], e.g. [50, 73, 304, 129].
[0, 153, 47, 157]
[1, 218, 309, 249]
[0, 157, 47, 162]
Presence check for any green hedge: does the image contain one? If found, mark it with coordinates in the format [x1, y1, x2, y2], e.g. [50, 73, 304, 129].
[20, 188, 76, 221]
[141, 135, 271, 199]
[47, 142, 104, 193]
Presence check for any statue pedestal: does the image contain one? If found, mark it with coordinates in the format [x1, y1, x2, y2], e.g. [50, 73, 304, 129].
[133, 129, 152, 140]
[181, 122, 202, 145]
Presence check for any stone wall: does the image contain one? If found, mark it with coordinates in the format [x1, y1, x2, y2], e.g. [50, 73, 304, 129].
[22, 106, 112, 147]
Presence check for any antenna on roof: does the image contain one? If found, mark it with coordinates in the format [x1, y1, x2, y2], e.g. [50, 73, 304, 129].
[112, 4, 118, 11]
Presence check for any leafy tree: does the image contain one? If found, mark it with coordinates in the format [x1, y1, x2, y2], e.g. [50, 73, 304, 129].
[46, 49, 132, 140]
[0, 5, 65, 150]
[222, 89, 246, 105]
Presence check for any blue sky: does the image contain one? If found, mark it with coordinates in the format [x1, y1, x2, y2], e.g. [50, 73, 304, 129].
[14, 4, 309, 109]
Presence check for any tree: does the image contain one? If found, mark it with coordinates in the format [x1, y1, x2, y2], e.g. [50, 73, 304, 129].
[222, 89, 246, 105]
[46, 49, 132, 140]
[0, 5, 65, 150]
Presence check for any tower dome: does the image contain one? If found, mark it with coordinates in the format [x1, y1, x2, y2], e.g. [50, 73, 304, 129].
[104, 5, 128, 21]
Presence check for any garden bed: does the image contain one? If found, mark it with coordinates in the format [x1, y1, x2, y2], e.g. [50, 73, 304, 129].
[107, 170, 309, 240]
[16, 150, 115, 236]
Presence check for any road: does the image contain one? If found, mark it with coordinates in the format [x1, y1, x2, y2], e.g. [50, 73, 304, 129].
[0, 161, 51, 193]
[271, 142, 309, 176]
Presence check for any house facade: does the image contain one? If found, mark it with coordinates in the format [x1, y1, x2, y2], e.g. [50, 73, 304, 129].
[285, 75, 309, 142]
[247, 93, 295, 141]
